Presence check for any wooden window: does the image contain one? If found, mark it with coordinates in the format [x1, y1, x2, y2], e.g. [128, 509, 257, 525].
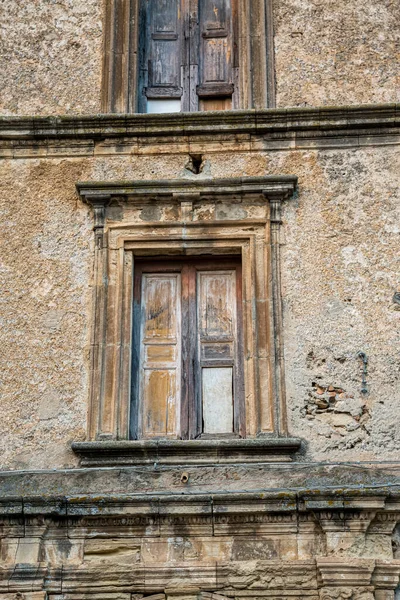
[138, 0, 237, 113]
[103, 0, 275, 113]
[131, 258, 244, 439]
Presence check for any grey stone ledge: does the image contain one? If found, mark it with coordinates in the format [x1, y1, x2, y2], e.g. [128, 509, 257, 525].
[76, 175, 298, 205]
[0, 103, 399, 140]
[71, 438, 303, 467]
[1, 463, 400, 505]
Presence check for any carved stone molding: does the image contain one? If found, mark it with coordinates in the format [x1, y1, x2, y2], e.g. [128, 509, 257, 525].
[319, 589, 374, 600]
[76, 176, 297, 450]
[317, 559, 375, 587]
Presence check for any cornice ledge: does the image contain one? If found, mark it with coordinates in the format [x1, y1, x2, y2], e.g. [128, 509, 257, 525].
[0, 103, 398, 140]
[71, 437, 303, 467]
[76, 175, 298, 206]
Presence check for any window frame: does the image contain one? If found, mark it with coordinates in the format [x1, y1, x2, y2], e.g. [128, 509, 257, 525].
[131, 257, 245, 440]
[76, 176, 297, 443]
[102, 0, 276, 113]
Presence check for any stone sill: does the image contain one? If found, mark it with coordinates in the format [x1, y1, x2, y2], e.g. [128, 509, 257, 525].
[71, 438, 302, 467]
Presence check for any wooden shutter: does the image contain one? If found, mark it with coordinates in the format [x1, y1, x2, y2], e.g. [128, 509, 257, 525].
[196, 0, 234, 101]
[196, 270, 237, 434]
[138, 273, 181, 438]
[139, 0, 183, 111]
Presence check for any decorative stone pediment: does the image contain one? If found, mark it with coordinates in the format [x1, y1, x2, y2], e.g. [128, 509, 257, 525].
[74, 176, 299, 463]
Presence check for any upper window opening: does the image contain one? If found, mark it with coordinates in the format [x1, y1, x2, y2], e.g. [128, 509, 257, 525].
[138, 0, 237, 113]
[102, 0, 275, 113]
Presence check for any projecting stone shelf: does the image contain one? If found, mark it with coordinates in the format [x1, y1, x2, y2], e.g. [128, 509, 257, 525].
[71, 438, 302, 467]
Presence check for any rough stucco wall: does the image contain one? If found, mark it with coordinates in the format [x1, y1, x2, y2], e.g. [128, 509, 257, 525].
[273, 0, 400, 107]
[0, 145, 399, 469]
[0, 159, 93, 469]
[0, 0, 102, 115]
[1, 1, 400, 116]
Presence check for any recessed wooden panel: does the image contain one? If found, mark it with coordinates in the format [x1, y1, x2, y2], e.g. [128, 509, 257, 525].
[197, 269, 237, 436]
[142, 274, 178, 341]
[202, 367, 233, 433]
[202, 343, 232, 360]
[199, 0, 233, 92]
[198, 271, 235, 339]
[146, 345, 176, 363]
[140, 273, 181, 438]
[142, 370, 177, 436]
[145, 0, 182, 96]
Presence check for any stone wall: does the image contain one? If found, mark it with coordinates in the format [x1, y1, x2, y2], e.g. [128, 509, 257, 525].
[0, 0, 103, 116]
[0, 109, 399, 469]
[1, 1, 399, 115]
[274, 0, 400, 107]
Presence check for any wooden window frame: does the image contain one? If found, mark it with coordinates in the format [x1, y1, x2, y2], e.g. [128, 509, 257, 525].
[131, 257, 245, 440]
[76, 176, 297, 444]
[102, 0, 276, 113]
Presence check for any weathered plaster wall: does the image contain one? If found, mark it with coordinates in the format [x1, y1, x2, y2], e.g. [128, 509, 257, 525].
[0, 142, 399, 469]
[0, 0, 102, 115]
[1, 1, 399, 115]
[274, 0, 400, 107]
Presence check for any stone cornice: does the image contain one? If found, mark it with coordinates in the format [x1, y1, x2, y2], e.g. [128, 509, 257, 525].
[0, 104, 399, 140]
[76, 175, 298, 206]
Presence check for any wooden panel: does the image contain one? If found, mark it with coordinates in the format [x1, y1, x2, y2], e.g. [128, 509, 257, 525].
[146, 0, 182, 97]
[198, 270, 235, 339]
[139, 273, 181, 438]
[202, 367, 233, 433]
[198, 0, 233, 97]
[197, 270, 236, 434]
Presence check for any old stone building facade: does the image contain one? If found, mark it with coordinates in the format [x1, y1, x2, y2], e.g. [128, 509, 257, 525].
[1, 1, 400, 599]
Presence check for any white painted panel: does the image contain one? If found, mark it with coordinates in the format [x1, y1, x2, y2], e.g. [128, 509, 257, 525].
[202, 367, 233, 434]
[147, 99, 181, 114]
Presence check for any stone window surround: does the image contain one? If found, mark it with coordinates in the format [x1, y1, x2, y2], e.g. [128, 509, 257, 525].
[74, 176, 300, 466]
[102, 0, 276, 113]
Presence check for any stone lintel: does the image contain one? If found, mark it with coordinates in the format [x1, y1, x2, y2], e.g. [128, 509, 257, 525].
[76, 176, 298, 207]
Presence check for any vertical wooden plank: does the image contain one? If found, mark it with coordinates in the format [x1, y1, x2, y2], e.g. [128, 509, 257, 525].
[197, 269, 237, 435]
[231, 0, 239, 109]
[130, 262, 142, 439]
[138, 0, 184, 112]
[180, 265, 190, 439]
[234, 262, 246, 437]
[137, 0, 148, 113]
[139, 273, 181, 438]
[188, 265, 199, 437]
[198, 0, 233, 91]
[189, 0, 199, 111]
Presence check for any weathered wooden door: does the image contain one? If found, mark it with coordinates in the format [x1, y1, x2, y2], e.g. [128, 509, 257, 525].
[139, 0, 236, 112]
[131, 259, 244, 439]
